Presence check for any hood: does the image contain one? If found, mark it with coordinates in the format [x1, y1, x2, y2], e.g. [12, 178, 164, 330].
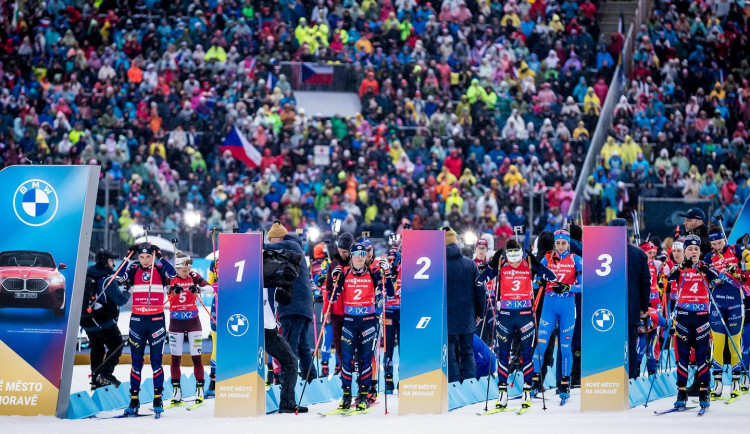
[446, 242, 463, 259]
[283, 232, 303, 247]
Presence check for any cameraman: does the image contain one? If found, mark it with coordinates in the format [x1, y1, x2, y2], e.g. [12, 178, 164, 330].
[265, 221, 315, 381]
[81, 250, 131, 389]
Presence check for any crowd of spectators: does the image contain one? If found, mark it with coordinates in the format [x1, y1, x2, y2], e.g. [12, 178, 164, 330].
[0, 0, 618, 254]
[584, 1, 750, 228]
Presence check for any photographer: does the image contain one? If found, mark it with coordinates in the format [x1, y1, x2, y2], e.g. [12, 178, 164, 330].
[265, 222, 315, 381]
[81, 250, 131, 389]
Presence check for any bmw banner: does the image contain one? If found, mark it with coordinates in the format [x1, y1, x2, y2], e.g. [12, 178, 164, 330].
[399, 230, 448, 415]
[0, 165, 99, 417]
[581, 226, 629, 411]
[215, 232, 265, 417]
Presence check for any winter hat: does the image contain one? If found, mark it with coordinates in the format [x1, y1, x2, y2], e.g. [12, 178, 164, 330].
[95, 249, 118, 268]
[608, 218, 627, 227]
[554, 229, 570, 243]
[313, 243, 326, 260]
[267, 221, 288, 239]
[337, 232, 355, 250]
[684, 235, 701, 248]
[444, 227, 458, 245]
[476, 239, 489, 248]
[708, 227, 725, 242]
[639, 241, 657, 252]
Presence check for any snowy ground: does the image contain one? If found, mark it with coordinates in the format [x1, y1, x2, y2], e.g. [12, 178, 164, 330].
[2, 365, 749, 434]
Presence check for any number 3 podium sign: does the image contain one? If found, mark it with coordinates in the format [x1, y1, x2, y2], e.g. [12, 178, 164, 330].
[215, 233, 265, 417]
[399, 230, 449, 415]
[581, 226, 629, 411]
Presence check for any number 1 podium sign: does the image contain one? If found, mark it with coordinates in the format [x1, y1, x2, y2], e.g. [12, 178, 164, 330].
[215, 233, 265, 417]
[581, 226, 629, 411]
[399, 230, 448, 415]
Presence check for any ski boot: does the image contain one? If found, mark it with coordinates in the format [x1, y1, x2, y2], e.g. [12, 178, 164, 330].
[195, 380, 205, 404]
[206, 374, 215, 397]
[153, 388, 164, 415]
[698, 386, 710, 409]
[730, 373, 741, 399]
[710, 374, 723, 400]
[170, 380, 182, 405]
[266, 365, 275, 386]
[355, 390, 370, 411]
[741, 373, 750, 392]
[531, 374, 542, 397]
[279, 402, 309, 414]
[385, 374, 395, 395]
[495, 384, 508, 409]
[96, 373, 121, 388]
[521, 383, 532, 408]
[321, 361, 329, 377]
[367, 384, 378, 404]
[674, 386, 687, 408]
[124, 389, 140, 415]
[559, 376, 571, 400]
[338, 386, 352, 410]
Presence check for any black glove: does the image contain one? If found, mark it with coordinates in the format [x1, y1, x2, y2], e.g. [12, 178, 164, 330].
[680, 258, 693, 270]
[127, 245, 139, 257]
[726, 263, 737, 275]
[525, 249, 541, 267]
[552, 282, 571, 294]
[189, 285, 199, 294]
[489, 249, 504, 269]
[332, 265, 343, 279]
[697, 262, 710, 274]
[171, 285, 183, 294]
[151, 245, 163, 260]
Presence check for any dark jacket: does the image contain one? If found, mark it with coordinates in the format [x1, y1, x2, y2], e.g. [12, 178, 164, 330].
[82, 264, 130, 331]
[626, 244, 651, 325]
[265, 233, 313, 321]
[446, 243, 486, 334]
[687, 224, 711, 258]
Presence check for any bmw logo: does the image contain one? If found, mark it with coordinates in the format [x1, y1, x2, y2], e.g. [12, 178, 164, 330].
[13, 179, 59, 227]
[592, 308, 615, 332]
[227, 313, 249, 337]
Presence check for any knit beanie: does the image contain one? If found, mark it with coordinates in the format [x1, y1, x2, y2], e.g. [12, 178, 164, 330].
[267, 221, 288, 239]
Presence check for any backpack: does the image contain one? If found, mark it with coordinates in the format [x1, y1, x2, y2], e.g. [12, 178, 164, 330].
[80, 273, 101, 320]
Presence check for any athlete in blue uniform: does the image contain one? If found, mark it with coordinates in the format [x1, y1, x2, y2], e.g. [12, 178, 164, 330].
[533, 230, 582, 403]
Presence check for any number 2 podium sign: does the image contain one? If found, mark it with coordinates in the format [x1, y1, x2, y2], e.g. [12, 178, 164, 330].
[581, 226, 629, 411]
[399, 230, 448, 415]
[215, 233, 265, 417]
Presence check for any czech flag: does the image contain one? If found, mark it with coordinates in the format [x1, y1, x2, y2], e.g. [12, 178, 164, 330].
[300, 63, 334, 85]
[220, 127, 262, 168]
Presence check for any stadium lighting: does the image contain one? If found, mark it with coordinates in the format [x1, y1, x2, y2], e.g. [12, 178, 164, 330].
[463, 231, 478, 246]
[184, 210, 201, 228]
[308, 226, 321, 243]
[129, 224, 145, 238]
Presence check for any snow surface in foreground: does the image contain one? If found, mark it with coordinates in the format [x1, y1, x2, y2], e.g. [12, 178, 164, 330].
[2, 365, 748, 434]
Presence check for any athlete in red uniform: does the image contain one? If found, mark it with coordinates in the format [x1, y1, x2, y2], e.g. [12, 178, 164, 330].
[668, 235, 719, 410]
[116, 242, 177, 415]
[332, 243, 393, 411]
[167, 251, 213, 406]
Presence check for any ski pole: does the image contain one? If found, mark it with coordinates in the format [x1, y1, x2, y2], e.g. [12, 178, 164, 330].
[644, 267, 685, 407]
[89, 338, 128, 380]
[483, 270, 500, 412]
[297, 274, 338, 413]
[196, 293, 218, 326]
[381, 264, 388, 415]
[142, 226, 155, 306]
[532, 275, 548, 410]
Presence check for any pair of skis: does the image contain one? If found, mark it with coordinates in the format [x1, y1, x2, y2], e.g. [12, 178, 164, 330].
[319, 402, 379, 417]
[477, 406, 530, 416]
[159, 399, 206, 411]
[654, 406, 707, 416]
